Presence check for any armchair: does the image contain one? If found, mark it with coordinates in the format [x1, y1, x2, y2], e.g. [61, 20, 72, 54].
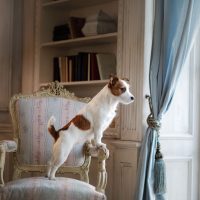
[0, 82, 109, 200]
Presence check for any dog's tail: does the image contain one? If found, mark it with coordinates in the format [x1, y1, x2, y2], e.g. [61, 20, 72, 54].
[47, 116, 59, 141]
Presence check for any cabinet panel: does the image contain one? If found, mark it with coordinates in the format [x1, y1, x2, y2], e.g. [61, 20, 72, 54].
[112, 142, 139, 200]
[120, 0, 145, 141]
[121, 164, 136, 200]
[165, 159, 192, 200]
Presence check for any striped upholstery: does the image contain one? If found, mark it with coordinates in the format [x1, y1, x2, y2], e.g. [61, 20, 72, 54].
[15, 97, 86, 167]
[0, 177, 106, 200]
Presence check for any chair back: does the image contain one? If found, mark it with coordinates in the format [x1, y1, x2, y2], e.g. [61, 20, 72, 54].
[10, 82, 91, 181]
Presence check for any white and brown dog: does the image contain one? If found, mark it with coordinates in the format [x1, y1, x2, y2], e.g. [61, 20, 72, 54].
[47, 75, 134, 180]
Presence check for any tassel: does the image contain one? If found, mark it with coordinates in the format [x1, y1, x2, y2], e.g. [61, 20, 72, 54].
[146, 95, 167, 194]
[154, 142, 166, 194]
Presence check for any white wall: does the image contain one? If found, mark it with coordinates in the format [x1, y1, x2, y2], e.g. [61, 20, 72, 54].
[0, 0, 23, 182]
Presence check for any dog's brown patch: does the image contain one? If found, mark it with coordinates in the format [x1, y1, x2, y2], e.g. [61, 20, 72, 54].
[59, 115, 90, 132]
[49, 115, 90, 141]
[48, 125, 59, 141]
[73, 115, 91, 130]
[108, 77, 126, 96]
[58, 121, 72, 131]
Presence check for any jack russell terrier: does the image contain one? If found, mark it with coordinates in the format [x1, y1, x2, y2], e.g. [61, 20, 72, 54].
[47, 75, 134, 180]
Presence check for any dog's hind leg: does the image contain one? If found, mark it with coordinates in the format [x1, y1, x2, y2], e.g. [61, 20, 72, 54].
[94, 129, 106, 147]
[49, 138, 74, 180]
[46, 158, 53, 178]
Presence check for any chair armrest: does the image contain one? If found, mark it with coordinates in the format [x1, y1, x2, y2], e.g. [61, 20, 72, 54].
[0, 140, 17, 153]
[0, 140, 17, 186]
[85, 142, 109, 193]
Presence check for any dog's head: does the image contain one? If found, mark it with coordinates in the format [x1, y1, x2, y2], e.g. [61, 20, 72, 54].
[108, 75, 135, 104]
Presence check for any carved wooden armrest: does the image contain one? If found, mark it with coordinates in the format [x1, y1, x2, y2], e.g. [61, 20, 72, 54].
[84, 142, 109, 193]
[0, 140, 17, 186]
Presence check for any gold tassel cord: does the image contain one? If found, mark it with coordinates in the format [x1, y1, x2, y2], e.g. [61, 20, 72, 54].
[145, 95, 166, 194]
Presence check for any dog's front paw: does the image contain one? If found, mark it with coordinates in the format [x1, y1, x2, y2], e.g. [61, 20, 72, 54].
[49, 177, 56, 181]
[96, 143, 109, 160]
[96, 143, 107, 148]
[45, 174, 49, 178]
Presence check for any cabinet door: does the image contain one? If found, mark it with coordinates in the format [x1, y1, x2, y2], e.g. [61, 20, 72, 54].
[112, 143, 139, 200]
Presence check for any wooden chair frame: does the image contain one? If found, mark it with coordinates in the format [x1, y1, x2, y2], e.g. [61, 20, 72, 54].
[0, 82, 109, 193]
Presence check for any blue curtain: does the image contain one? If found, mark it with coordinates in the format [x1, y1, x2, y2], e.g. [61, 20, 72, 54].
[134, 0, 200, 200]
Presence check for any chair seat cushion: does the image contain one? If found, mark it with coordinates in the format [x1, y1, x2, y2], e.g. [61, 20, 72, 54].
[0, 177, 106, 200]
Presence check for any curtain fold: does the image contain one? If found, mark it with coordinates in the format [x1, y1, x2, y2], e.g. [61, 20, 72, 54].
[134, 0, 200, 199]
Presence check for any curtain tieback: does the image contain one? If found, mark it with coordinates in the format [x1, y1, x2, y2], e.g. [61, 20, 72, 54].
[146, 95, 166, 194]
[147, 115, 161, 131]
[147, 115, 163, 159]
[145, 95, 161, 131]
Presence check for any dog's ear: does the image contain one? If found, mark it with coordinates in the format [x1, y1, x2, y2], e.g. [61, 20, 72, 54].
[108, 74, 119, 88]
[122, 77, 129, 83]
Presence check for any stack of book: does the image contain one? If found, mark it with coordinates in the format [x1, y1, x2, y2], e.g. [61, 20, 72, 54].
[53, 53, 116, 82]
[82, 10, 117, 36]
[53, 24, 70, 41]
[53, 17, 85, 41]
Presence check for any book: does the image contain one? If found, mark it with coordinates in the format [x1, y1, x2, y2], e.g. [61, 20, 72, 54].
[78, 52, 88, 81]
[67, 55, 78, 82]
[53, 57, 60, 81]
[53, 24, 71, 41]
[82, 53, 89, 81]
[59, 56, 67, 82]
[68, 17, 85, 39]
[96, 53, 116, 80]
[90, 53, 100, 80]
[68, 56, 73, 82]
[65, 56, 69, 82]
[82, 21, 117, 36]
[54, 53, 115, 82]
[86, 10, 115, 22]
[87, 54, 91, 81]
[76, 54, 82, 81]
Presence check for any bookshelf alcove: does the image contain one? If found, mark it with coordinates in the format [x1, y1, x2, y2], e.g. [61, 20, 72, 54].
[35, 0, 119, 98]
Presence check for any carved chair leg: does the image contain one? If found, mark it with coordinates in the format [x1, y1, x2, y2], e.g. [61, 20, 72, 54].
[84, 142, 109, 193]
[80, 169, 89, 183]
[96, 159, 107, 193]
[13, 167, 22, 180]
[96, 146, 109, 193]
[0, 146, 6, 186]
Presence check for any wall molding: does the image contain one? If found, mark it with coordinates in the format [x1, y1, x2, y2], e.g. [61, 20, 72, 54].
[110, 140, 141, 149]
[160, 134, 193, 140]
[164, 157, 192, 200]
[0, 123, 12, 134]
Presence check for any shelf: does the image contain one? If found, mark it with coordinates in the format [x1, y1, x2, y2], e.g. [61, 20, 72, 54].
[40, 80, 109, 87]
[42, 0, 116, 9]
[41, 33, 117, 48]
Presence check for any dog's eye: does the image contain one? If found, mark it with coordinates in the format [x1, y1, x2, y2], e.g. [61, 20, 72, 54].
[120, 87, 126, 93]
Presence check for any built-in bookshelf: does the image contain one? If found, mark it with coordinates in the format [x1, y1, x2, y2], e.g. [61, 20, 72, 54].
[41, 32, 117, 48]
[40, 79, 109, 87]
[42, 0, 114, 9]
[35, 0, 119, 97]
